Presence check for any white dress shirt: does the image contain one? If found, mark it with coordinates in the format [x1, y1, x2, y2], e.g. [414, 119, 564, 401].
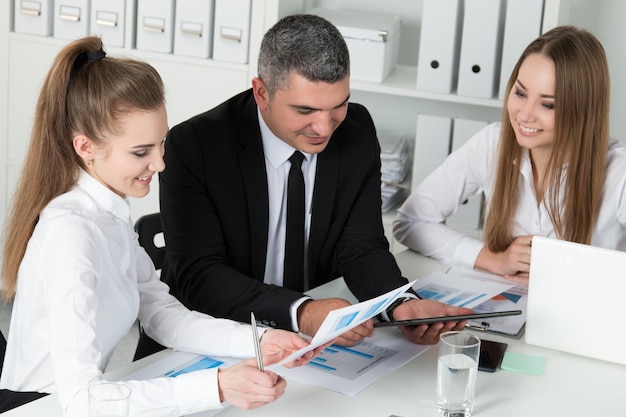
[258, 109, 317, 287]
[0, 171, 260, 417]
[394, 122, 626, 268]
[258, 110, 317, 330]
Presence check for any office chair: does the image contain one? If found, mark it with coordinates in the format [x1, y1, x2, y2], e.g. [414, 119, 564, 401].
[134, 212, 165, 270]
[1, 329, 6, 373]
[133, 213, 167, 361]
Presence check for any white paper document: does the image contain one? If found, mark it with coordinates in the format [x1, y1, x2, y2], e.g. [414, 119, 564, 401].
[120, 280, 418, 411]
[122, 351, 238, 416]
[412, 268, 514, 308]
[468, 284, 528, 336]
[280, 330, 429, 396]
[414, 267, 527, 336]
[275, 280, 416, 367]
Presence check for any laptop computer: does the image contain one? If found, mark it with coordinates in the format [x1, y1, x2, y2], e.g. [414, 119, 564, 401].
[525, 236, 626, 365]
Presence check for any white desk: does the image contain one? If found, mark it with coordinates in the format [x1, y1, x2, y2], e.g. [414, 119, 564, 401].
[6, 250, 626, 416]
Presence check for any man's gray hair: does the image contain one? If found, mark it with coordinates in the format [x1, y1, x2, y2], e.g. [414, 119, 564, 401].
[257, 14, 350, 96]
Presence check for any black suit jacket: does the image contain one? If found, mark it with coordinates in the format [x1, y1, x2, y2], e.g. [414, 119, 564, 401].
[159, 89, 407, 329]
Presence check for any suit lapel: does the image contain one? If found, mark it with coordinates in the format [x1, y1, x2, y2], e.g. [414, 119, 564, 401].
[308, 141, 340, 287]
[238, 96, 269, 280]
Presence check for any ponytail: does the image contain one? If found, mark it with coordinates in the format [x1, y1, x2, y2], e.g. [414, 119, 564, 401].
[1, 36, 164, 301]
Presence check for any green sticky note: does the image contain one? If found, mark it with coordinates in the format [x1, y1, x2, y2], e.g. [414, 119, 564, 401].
[500, 351, 545, 376]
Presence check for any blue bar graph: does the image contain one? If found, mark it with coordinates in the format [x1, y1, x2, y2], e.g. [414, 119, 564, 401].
[164, 357, 224, 378]
[307, 342, 398, 380]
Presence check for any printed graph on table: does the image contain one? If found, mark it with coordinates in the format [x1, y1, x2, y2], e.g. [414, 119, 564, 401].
[163, 357, 225, 378]
[474, 290, 523, 316]
[417, 284, 487, 307]
[467, 285, 528, 336]
[307, 342, 398, 380]
[122, 352, 233, 417]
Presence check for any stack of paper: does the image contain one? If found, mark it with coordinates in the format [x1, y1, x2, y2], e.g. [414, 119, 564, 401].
[379, 130, 412, 212]
[380, 130, 411, 183]
[381, 183, 408, 213]
[413, 267, 527, 337]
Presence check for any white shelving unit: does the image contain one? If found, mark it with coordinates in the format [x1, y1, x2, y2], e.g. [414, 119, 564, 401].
[0, 0, 305, 227]
[0, 0, 567, 247]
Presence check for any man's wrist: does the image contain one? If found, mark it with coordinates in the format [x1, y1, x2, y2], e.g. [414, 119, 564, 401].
[383, 288, 422, 321]
[292, 297, 313, 332]
[385, 297, 414, 321]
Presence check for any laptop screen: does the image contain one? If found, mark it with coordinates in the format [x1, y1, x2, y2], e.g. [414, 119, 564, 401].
[525, 236, 626, 365]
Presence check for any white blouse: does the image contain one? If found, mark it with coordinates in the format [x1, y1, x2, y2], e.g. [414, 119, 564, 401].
[393, 122, 626, 268]
[0, 171, 259, 417]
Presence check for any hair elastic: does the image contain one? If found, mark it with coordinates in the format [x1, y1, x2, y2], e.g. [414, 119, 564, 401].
[86, 47, 106, 63]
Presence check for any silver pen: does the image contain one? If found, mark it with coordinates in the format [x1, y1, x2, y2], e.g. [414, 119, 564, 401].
[250, 312, 264, 372]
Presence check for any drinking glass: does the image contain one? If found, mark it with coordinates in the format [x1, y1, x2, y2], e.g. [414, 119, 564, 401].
[436, 331, 480, 417]
[88, 381, 131, 417]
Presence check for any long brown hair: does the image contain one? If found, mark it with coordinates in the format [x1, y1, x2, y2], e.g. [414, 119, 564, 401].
[484, 26, 610, 252]
[1, 36, 164, 302]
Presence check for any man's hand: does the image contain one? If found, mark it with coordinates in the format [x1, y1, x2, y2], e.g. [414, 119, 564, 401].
[297, 298, 375, 346]
[391, 299, 473, 345]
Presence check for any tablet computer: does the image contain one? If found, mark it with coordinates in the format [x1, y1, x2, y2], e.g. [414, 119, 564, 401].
[373, 310, 522, 327]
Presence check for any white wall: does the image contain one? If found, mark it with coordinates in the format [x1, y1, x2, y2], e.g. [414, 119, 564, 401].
[564, 0, 626, 141]
[1, 0, 625, 227]
[590, 1, 626, 141]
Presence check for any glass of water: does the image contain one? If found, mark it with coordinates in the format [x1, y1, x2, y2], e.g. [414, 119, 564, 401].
[436, 331, 480, 417]
[88, 381, 131, 417]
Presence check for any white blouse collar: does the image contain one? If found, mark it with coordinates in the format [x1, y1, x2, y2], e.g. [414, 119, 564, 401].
[76, 170, 131, 222]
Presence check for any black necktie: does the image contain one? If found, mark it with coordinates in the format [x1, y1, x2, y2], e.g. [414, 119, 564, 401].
[284, 151, 305, 292]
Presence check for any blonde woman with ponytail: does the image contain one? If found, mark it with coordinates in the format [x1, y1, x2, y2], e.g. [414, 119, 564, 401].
[0, 36, 317, 416]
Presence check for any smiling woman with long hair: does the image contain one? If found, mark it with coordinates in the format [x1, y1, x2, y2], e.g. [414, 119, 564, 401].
[0, 36, 316, 416]
[394, 26, 626, 284]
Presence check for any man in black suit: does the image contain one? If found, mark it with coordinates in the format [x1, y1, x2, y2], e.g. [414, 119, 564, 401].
[136, 14, 470, 359]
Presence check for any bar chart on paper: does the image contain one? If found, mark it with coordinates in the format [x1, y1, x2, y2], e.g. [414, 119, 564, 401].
[417, 283, 487, 307]
[412, 268, 525, 336]
[307, 342, 398, 380]
[122, 352, 236, 417]
[412, 269, 514, 309]
[163, 356, 225, 378]
[280, 331, 429, 396]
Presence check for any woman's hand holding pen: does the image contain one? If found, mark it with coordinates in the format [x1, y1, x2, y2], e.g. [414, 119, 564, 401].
[217, 328, 321, 409]
[217, 359, 286, 409]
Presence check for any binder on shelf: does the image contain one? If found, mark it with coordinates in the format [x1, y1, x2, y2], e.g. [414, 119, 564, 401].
[415, 0, 462, 94]
[456, 0, 505, 99]
[90, 0, 126, 48]
[447, 118, 488, 229]
[450, 118, 487, 152]
[173, 0, 215, 58]
[54, 0, 90, 40]
[212, 0, 251, 64]
[498, 0, 544, 99]
[412, 115, 452, 190]
[14, 0, 54, 36]
[136, 0, 176, 53]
